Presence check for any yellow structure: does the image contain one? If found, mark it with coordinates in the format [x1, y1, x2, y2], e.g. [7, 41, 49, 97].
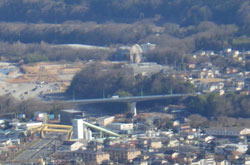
[28, 124, 73, 140]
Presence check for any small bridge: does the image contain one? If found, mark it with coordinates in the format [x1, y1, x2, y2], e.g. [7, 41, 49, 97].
[49, 93, 200, 116]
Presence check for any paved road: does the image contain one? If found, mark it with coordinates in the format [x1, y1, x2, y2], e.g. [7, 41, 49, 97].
[46, 93, 200, 105]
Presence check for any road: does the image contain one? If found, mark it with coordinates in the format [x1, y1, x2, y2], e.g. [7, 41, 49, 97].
[46, 93, 200, 105]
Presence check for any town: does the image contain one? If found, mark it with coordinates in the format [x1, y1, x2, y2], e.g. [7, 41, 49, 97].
[1, 1, 250, 165]
[0, 44, 250, 165]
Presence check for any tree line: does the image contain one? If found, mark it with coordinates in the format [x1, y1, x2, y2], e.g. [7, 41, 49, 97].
[0, 21, 245, 66]
[0, 95, 65, 119]
[0, 0, 249, 65]
[0, 21, 240, 47]
[184, 93, 250, 118]
[66, 62, 195, 99]
[0, 42, 114, 63]
[0, 0, 249, 27]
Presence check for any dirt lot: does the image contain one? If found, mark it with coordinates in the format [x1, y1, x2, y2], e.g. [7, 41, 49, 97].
[0, 62, 86, 100]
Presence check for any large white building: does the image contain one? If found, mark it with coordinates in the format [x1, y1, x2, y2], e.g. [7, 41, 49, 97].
[72, 119, 92, 141]
[72, 119, 84, 139]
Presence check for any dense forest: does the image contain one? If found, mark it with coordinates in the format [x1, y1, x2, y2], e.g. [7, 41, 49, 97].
[184, 93, 250, 118]
[0, 0, 249, 27]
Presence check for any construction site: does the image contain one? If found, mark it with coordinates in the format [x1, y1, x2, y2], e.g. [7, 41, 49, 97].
[0, 61, 87, 100]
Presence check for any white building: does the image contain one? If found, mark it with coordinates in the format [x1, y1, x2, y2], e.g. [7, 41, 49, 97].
[72, 119, 84, 140]
[109, 123, 133, 131]
[97, 116, 115, 126]
[72, 119, 92, 141]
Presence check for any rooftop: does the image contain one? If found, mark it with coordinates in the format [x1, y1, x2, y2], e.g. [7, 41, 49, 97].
[60, 109, 82, 113]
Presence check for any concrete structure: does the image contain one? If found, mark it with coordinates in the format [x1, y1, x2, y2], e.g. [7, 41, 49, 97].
[129, 102, 137, 116]
[39, 124, 73, 140]
[24, 122, 43, 129]
[72, 119, 93, 141]
[56, 44, 111, 51]
[62, 93, 199, 116]
[124, 62, 170, 76]
[130, 44, 143, 63]
[60, 141, 84, 151]
[81, 120, 120, 137]
[109, 123, 133, 131]
[97, 116, 115, 126]
[72, 119, 84, 140]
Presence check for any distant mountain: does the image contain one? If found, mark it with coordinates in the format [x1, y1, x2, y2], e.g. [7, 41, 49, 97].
[0, 0, 247, 26]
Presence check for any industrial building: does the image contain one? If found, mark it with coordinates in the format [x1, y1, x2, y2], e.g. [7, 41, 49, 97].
[60, 109, 84, 125]
[72, 119, 92, 141]
[97, 116, 115, 126]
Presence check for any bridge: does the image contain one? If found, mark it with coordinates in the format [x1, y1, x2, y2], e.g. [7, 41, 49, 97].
[50, 93, 200, 116]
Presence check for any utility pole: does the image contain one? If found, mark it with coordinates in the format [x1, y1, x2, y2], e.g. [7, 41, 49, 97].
[140, 85, 143, 96]
[102, 88, 105, 98]
[18, 31, 21, 41]
[72, 87, 75, 101]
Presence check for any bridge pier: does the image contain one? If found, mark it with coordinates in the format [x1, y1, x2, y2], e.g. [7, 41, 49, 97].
[128, 102, 137, 116]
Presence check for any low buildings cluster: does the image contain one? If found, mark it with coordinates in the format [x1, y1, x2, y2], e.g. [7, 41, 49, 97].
[187, 48, 250, 94]
[50, 111, 250, 165]
[0, 106, 249, 165]
[116, 46, 250, 95]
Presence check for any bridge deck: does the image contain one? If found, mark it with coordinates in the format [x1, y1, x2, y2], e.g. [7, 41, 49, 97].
[62, 93, 199, 104]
